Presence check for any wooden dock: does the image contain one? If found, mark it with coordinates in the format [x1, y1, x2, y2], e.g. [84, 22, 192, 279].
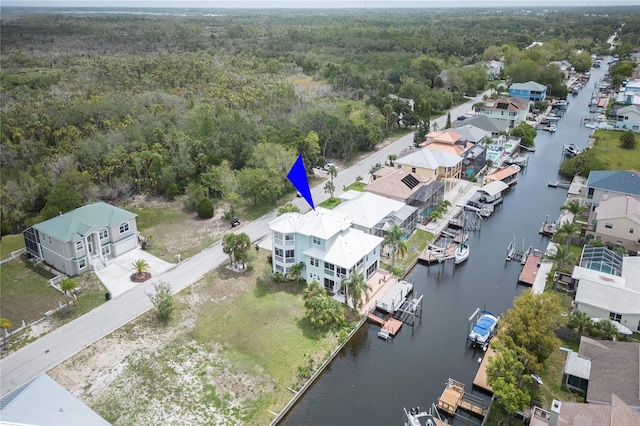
[367, 314, 403, 339]
[473, 345, 495, 394]
[437, 379, 488, 418]
[419, 242, 456, 264]
[539, 222, 557, 236]
[548, 180, 571, 188]
[518, 251, 543, 286]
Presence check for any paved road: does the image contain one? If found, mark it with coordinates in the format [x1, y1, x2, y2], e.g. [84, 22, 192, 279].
[0, 91, 488, 397]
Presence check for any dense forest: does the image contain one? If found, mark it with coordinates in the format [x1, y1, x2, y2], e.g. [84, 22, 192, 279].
[1, 7, 639, 234]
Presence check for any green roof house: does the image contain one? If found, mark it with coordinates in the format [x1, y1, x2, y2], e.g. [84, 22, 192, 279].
[23, 202, 138, 276]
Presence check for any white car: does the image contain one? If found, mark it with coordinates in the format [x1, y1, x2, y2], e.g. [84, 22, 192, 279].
[324, 162, 336, 171]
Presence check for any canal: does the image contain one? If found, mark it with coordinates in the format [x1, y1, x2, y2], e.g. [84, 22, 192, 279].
[280, 61, 609, 426]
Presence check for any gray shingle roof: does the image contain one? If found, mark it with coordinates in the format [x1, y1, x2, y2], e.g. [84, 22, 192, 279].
[586, 170, 640, 197]
[32, 202, 136, 243]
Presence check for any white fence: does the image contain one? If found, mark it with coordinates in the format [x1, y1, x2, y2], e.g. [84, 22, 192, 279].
[0, 248, 26, 265]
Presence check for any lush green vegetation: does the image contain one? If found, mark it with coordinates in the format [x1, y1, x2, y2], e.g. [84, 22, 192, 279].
[2, 7, 639, 236]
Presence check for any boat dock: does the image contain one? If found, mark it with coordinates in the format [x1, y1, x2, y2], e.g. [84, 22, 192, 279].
[376, 280, 413, 313]
[367, 314, 403, 339]
[437, 379, 488, 418]
[419, 242, 456, 264]
[548, 181, 571, 188]
[518, 250, 543, 286]
[506, 237, 531, 264]
[472, 345, 495, 394]
[539, 218, 557, 237]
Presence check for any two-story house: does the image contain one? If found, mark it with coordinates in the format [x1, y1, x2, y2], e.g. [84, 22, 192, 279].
[268, 209, 383, 294]
[614, 104, 640, 132]
[22, 202, 139, 276]
[478, 97, 529, 128]
[508, 81, 547, 102]
[584, 170, 640, 208]
[394, 148, 462, 183]
[587, 195, 640, 252]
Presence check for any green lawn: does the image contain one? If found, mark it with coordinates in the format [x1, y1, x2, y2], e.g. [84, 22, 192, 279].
[380, 229, 434, 275]
[344, 181, 366, 192]
[0, 234, 25, 259]
[592, 130, 640, 171]
[318, 197, 341, 209]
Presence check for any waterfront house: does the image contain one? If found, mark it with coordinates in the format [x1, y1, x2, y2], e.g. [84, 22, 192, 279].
[22, 202, 138, 276]
[561, 336, 640, 411]
[419, 130, 469, 156]
[395, 148, 462, 181]
[508, 81, 547, 102]
[458, 115, 511, 137]
[584, 170, 640, 209]
[365, 168, 445, 225]
[614, 104, 640, 132]
[268, 208, 383, 294]
[586, 194, 640, 253]
[483, 165, 519, 187]
[333, 191, 418, 237]
[572, 247, 640, 334]
[531, 395, 640, 426]
[478, 97, 529, 128]
[616, 80, 640, 106]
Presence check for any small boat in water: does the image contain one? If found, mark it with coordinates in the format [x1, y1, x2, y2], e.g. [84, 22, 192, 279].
[455, 242, 469, 265]
[468, 310, 500, 347]
[404, 404, 445, 426]
[564, 143, 580, 157]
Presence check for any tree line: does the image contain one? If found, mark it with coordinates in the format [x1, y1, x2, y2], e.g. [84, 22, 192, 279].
[2, 7, 639, 234]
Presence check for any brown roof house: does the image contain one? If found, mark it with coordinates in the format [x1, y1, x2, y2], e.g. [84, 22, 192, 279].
[365, 167, 445, 225]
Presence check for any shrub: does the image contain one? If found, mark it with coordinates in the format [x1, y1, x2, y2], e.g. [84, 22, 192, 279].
[196, 198, 214, 219]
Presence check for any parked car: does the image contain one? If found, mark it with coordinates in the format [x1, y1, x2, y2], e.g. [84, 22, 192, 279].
[231, 217, 241, 227]
[324, 162, 336, 171]
[457, 115, 467, 121]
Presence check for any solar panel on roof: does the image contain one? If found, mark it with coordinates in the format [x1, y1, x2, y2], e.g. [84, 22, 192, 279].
[401, 174, 420, 189]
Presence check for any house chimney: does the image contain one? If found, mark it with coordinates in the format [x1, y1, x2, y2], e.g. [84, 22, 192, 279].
[549, 399, 561, 426]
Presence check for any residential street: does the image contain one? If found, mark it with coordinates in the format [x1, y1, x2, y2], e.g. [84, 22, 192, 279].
[0, 91, 487, 397]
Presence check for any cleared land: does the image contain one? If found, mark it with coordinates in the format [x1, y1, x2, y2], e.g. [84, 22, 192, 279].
[591, 130, 640, 171]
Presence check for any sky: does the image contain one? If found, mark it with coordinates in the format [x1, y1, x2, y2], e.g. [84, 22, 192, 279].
[2, 0, 639, 8]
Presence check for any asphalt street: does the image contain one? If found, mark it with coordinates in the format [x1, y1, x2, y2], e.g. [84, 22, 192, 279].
[0, 91, 488, 397]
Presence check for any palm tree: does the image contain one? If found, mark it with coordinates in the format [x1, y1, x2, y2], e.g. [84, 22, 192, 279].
[59, 278, 79, 308]
[324, 180, 335, 199]
[327, 164, 338, 182]
[567, 311, 593, 335]
[222, 233, 237, 266]
[543, 244, 576, 273]
[560, 199, 587, 221]
[132, 259, 150, 280]
[383, 224, 408, 275]
[288, 263, 303, 284]
[341, 271, 371, 310]
[556, 221, 581, 249]
[0, 317, 12, 348]
[593, 319, 619, 341]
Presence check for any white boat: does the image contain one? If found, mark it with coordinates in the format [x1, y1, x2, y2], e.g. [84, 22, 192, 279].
[455, 242, 469, 265]
[404, 404, 444, 426]
[564, 143, 580, 157]
[468, 310, 500, 346]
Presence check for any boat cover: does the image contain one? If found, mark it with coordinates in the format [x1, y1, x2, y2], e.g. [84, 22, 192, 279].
[479, 181, 509, 197]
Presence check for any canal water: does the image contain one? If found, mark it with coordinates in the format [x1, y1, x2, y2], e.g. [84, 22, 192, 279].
[280, 62, 609, 426]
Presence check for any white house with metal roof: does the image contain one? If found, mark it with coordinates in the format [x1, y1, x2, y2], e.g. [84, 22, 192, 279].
[333, 190, 418, 237]
[23, 202, 138, 276]
[268, 208, 383, 294]
[573, 250, 640, 334]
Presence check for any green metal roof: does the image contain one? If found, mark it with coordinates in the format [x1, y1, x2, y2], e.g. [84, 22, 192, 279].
[32, 202, 136, 243]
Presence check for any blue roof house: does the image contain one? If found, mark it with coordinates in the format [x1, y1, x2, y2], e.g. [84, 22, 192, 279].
[23, 202, 138, 276]
[509, 81, 547, 102]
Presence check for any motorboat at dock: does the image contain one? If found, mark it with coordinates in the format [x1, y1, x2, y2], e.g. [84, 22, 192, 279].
[563, 143, 580, 157]
[468, 309, 500, 348]
[404, 404, 445, 426]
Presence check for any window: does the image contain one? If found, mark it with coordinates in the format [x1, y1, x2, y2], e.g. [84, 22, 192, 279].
[630, 228, 634, 234]
[336, 266, 347, 278]
[605, 223, 613, 229]
[323, 278, 335, 292]
[637, 320, 640, 332]
[119, 222, 130, 234]
[312, 236, 321, 246]
[609, 312, 622, 323]
[411, 167, 416, 173]
[310, 257, 319, 267]
[78, 257, 87, 270]
[101, 245, 111, 256]
[75, 241, 84, 252]
[285, 234, 294, 241]
[99, 229, 108, 240]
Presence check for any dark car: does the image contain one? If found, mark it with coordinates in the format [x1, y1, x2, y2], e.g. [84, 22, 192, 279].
[231, 217, 241, 227]
[457, 115, 467, 121]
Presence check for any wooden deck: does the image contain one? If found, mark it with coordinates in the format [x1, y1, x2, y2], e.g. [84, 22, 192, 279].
[367, 314, 403, 338]
[437, 378, 488, 418]
[518, 252, 542, 286]
[538, 222, 556, 236]
[419, 242, 456, 264]
[473, 345, 495, 393]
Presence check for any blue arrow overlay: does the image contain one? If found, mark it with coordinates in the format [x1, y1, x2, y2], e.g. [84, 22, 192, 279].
[287, 154, 315, 210]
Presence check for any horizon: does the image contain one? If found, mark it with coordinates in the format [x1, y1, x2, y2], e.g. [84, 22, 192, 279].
[2, 1, 639, 9]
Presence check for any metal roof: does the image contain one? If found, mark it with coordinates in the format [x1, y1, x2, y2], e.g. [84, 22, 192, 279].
[0, 373, 110, 425]
[32, 202, 136, 243]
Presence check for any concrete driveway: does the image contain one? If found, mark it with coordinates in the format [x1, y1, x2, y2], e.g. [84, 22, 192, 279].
[95, 248, 175, 299]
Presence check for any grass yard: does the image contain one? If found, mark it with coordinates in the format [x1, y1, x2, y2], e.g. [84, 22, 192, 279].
[319, 197, 341, 209]
[0, 234, 25, 259]
[51, 250, 346, 425]
[592, 130, 640, 171]
[344, 181, 366, 192]
[381, 229, 434, 276]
